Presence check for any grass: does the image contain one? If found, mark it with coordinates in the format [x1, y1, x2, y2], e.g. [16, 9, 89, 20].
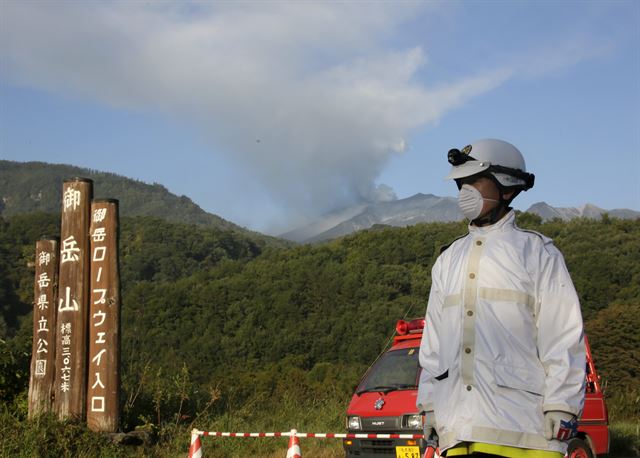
[2, 390, 638, 457]
[0, 392, 348, 457]
[5, 415, 637, 457]
[609, 421, 640, 457]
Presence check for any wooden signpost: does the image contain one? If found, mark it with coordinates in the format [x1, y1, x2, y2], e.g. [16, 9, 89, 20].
[28, 178, 122, 432]
[87, 199, 121, 432]
[53, 178, 93, 420]
[27, 238, 59, 418]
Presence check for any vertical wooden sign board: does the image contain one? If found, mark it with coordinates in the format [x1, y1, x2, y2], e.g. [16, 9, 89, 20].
[28, 238, 59, 418]
[87, 199, 121, 432]
[53, 178, 93, 420]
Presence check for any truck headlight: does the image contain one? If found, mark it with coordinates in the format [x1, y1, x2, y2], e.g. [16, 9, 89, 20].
[404, 414, 423, 430]
[347, 416, 362, 430]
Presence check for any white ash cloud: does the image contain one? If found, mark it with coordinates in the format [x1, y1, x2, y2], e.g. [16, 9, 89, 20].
[0, 1, 510, 223]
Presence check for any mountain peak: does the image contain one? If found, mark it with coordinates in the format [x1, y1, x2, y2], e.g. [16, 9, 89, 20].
[525, 202, 639, 221]
[0, 159, 292, 247]
[283, 195, 640, 243]
[282, 193, 463, 242]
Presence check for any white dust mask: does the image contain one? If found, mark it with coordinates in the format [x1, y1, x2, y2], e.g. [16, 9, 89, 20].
[458, 184, 499, 220]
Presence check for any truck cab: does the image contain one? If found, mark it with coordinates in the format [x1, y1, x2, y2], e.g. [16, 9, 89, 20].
[343, 319, 609, 458]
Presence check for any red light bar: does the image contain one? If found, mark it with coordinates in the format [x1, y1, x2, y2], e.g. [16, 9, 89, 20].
[395, 318, 425, 335]
[396, 320, 409, 335]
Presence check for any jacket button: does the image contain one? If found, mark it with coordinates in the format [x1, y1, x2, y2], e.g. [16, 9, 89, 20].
[465, 347, 471, 354]
[469, 273, 475, 279]
[476, 240, 482, 246]
[466, 385, 472, 391]
[467, 310, 473, 317]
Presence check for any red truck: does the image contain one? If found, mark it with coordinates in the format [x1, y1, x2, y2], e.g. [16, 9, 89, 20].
[343, 318, 609, 458]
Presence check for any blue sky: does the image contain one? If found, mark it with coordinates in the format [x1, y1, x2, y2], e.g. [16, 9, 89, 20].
[1, 1, 638, 234]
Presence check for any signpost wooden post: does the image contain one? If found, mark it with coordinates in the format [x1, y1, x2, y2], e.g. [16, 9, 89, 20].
[28, 178, 123, 429]
[86, 199, 121, 432]
[28, 238, 59, 418]
[53, 178, 93, 420]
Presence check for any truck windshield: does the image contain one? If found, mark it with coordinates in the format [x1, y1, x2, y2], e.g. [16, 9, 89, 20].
[356, 347, 420, 395]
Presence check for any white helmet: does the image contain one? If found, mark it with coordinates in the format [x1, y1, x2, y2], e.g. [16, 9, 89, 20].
[445, 138, 534, 190]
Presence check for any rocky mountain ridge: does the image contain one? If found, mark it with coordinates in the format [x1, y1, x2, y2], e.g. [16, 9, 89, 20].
[281, 194, 640, 243]
[3, 159, 637, 245]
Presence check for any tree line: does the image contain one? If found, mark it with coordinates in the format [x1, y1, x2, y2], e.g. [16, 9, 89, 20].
[1, 211, 639, 429]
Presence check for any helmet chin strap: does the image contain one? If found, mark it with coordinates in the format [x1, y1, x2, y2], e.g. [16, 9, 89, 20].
[472, 194, 510, 226]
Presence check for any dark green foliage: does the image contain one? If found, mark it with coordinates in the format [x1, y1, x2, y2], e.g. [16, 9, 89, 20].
[0, 331, 31, 404]
[0, 213, 60, 336]
[609, 422, 640, 457]
[116, 214, 640, 421]
[118, 222, 469, 390]
[0, 160, 291, 248]
[0, 213, 266, 340]
[0, 210, 639, 452]
[547, 218, 640, 321]
[0, 410, 128, 457]
[0, 160, 231, 227]
[118, 216, 263, 285]
[585, 303, 640, 420]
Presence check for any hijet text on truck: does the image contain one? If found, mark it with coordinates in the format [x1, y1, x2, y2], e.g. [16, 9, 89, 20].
[343, 319, 609, 458]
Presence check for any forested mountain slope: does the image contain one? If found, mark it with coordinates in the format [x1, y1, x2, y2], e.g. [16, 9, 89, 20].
[1, 212, 638, 425]
[0, 160, 290, 248]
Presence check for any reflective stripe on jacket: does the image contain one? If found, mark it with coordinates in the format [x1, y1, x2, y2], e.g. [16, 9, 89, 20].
[417, 210, 586, 454]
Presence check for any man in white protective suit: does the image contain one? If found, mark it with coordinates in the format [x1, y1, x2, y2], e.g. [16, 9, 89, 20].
[417, 139, 586, 458]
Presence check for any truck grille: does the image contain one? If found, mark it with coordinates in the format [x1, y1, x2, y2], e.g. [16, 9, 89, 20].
[361, 438, 395, 453]
[360, 416, 400, 430]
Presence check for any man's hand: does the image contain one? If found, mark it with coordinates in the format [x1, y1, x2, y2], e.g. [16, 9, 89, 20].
[423, 410, 437, 439]
[544, 411, 578, 440]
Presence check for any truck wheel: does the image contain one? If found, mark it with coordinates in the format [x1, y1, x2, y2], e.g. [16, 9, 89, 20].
[567, 438, 593, 458]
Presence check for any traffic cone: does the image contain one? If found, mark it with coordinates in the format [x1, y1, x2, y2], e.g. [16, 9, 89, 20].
[423, 448, 441, 458]
[189, 430, 203, 458]
[286, 429, 302, 458]
[423, 429, 440, 458]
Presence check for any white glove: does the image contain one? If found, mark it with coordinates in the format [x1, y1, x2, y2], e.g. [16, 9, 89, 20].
[423, 410, 437, 439]
[544, 410, 577, 440]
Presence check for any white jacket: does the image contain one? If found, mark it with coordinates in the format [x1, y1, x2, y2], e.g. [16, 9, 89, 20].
[417, 211, 585, 454]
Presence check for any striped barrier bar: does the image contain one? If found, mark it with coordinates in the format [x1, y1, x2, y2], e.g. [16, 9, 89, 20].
[193, 429, 576, 458]
[189, 429, 439, 458]
[196, 430, 425, 439]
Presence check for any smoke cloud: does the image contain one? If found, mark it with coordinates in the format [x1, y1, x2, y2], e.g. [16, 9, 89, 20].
[0, 2, 510, 224]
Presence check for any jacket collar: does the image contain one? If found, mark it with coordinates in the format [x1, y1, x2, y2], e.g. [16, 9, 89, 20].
[468, 209, 516, 235]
